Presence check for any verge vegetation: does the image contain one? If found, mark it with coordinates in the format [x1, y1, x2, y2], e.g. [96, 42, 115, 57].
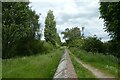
[68, 50, 96, 78]
[2, 48, 64, 78]
[69, 48, 119, 77]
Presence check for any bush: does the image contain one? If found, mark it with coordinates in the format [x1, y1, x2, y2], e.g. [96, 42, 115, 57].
[42, 41, 54, 53]
[3, 36, 55, 59]
[11, 37, 43, 56]
[82, 36, 104, 53]
[106, 40, 120, 57]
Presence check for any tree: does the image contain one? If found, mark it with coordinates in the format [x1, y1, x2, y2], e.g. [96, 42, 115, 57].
[2, 2, 30, 58]
[2, 2, 40, 58]
[61, 27, 81, 47]
[28, 9, 40, 39]
[99, 2, 120, 57]
[44, 10, 61, 46]
[55, 33, 61, 46]
[61, 27, 81, 42]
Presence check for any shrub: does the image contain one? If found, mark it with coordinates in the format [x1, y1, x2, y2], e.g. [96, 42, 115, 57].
[42, 41, 54, 53]
[82, 36, 104, 53]
[3, 37, 55, 59]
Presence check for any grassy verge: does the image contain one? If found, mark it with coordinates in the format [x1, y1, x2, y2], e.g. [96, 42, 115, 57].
[69, 47, 119, 77]
[2, 48, 64, 78]
[0, 58, 1, 79]
[68, 49, 96, 78]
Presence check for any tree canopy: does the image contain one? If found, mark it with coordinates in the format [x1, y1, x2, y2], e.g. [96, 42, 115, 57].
[99, 2, 120, 57]
[2, 2, 41, 58]
[61, 27, 81, 47]
[62, 27, 81, 41]
[99, 2, 120, 40]
[44, 10, 61, 47]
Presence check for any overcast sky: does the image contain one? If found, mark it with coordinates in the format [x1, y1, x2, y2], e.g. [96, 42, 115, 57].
[29, 0, 110, 42]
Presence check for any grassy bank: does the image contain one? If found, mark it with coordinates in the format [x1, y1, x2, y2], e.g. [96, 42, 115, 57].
[2, 48, 64, 78]
[69, 48, 119, 77]
[0, 58, 1, 79]
[68, 50, 96, 78]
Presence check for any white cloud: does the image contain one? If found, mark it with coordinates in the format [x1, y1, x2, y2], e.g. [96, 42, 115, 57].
[29, 0, 110, 42]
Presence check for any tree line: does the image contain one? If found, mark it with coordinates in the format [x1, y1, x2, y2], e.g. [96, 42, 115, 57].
[2, 2, 119, 59]
[2, 2, 61, 59]
[62, 2, 120, 58]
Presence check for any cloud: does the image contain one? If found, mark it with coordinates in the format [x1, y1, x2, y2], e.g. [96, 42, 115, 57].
[29, 0, 110, 42]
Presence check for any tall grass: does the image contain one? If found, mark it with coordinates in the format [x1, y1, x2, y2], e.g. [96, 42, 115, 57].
[0, 58, 2, 79]
[70, 48, 119, 77]
[2, 48, 64, 78]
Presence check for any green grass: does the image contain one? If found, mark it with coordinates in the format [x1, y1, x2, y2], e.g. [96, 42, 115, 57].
[2, 48, 64, 78]
[68, 49, 96, 78]
[70, 48, 119, 77]
[0, 58, 2, 79]
[70, 54, 96, 78]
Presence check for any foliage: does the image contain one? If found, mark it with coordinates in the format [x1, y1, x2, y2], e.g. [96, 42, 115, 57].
[2, 2, 41, 59]
[61, 26, 118, 57]
[82, 36, 104, 53]
[44, 10, 61, 47]
[62, 27, 81, 41]
[99, 2, 120, 40]
[42, 41, 54, 53]
[105, 39, 119, 57]
[62, 27, 104, 54]
[99, 2, 120, 58]
[61, 27, 82, 47]
[2, 2, 30, 56]
[70, 48, 119, 77]
[2, 48, 64, 78]
[55, 33, 61, 47]
[28, 9, 40, 39]
[11, 38, 44, 56]
[69, 50, 96, 78]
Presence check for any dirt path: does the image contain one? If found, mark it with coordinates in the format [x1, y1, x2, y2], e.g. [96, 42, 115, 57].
[73, 55, 116, 78]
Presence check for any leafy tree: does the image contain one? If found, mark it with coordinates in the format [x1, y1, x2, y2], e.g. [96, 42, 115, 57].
[2, 2, 30, 58]
[2, 2, 40, 58]
[28, 9, 40, 38]
[61, 27, 81, 46]
[44, 10, 61, 46]
[99, 2, 120, 57]
[99, 2, 120, 40]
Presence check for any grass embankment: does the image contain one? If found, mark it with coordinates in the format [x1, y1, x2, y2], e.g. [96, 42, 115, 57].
[0, 58, 2, 78]
[68, 49, 96, 78]
[2, 48, 64, 78]
[70, 48, 119, 77]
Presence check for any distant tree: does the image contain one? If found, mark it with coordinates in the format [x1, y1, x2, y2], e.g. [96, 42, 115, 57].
[61, 28, 69, 41]
[61, 27, 81, 42]
[44, 10, 61, 46]
[61, 27, 81, 47]
[99, 2, 120, 57]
